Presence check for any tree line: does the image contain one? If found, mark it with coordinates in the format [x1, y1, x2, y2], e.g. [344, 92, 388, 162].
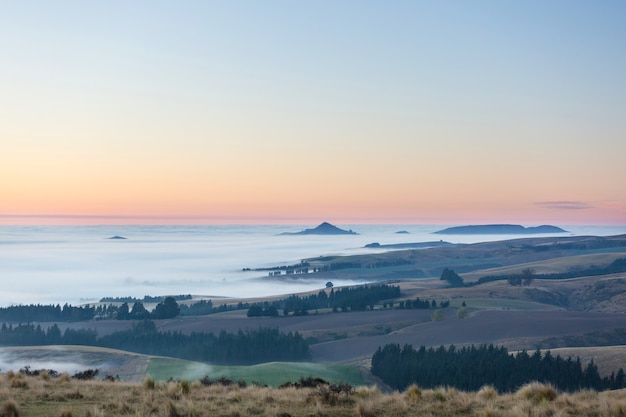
[0, 297, 233, 323]
[247, 284, 401, 317]
[0, 303, 97, 323]
[100, 295, 193, 303]
[0, 284, 404, 323]
[0, 320, 310, 365]
[371, 343, 626, 393]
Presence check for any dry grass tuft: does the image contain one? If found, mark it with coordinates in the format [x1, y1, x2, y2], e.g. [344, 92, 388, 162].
[85, 407, 104, 417]
[143, 376, 156, 391]
[57, 408, 73, 417]
[354, 385, 380, 399]
[179, 380, 191, 395]
[353, 397, 378, 417]
[8, 380, 26, 390]
[477, 385, 498, 401]
[58, 373, 71, 384]
[517, 381, 559, 403]
[404, 384, 422, 403]
[0, 400, 19, 417]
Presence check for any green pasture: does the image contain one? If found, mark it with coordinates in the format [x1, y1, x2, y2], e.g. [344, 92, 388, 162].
[146, 358, 366, 387]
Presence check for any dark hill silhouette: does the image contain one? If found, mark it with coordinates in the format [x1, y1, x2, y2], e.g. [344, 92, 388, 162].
[434, 224, 567, 235]
[280, 222, 358, 236]
[108, 236, 127, 239]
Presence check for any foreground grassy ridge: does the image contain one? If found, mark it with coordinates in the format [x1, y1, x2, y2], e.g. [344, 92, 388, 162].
[1, 372, 626, 417]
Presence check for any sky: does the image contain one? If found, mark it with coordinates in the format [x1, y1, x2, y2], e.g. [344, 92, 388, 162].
[1, 1, 625, 226]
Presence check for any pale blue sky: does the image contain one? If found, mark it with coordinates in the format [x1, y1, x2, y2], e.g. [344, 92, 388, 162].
[1, 1, 625, 224]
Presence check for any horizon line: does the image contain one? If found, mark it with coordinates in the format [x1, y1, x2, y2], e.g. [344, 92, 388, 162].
[0, 214, 625, 227]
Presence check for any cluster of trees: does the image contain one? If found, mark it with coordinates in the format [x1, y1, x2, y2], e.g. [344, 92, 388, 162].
[0, 321, 310, 365]
[508, 268, 535, 286]
[246, 284, 401, 316]
[247, 304, 279, 317]
[0, 285, 404, 324]
[113, 297, 180, 320]
[179, 299, 229, 316]
[0, 323, 97, 346]
[100, 295, 192, 303]
[0, 297, 194, 323]
[0, 303, 97, 323]
[393, 299, 450, 309]
[371, 343, 626, 392]
[440, 268, 464, 287]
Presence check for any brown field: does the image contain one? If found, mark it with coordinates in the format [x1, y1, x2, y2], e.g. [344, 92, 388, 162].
[1, 371, 626, 417]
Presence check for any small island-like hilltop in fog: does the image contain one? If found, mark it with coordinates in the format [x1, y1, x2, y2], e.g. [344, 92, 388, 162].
[280, 222, 358, 235]
[434, 224, 568, 235]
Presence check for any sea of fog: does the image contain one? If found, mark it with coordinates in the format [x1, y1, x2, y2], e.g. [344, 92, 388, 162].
[1, 224, 624, 307]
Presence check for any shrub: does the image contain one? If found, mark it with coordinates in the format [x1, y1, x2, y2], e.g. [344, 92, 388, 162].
[72, 369, 99, 380]
[431, 309, 445, 322]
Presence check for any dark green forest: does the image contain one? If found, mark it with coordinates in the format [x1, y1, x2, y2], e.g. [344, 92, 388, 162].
[247, 284, 401, 317]
[0, 321, 310, 365]
[0, 284, 403, 322]
[371, 343, 626, 392]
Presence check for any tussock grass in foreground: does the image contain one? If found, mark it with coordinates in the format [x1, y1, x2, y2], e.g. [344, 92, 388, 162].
[1, 373, 626, 416]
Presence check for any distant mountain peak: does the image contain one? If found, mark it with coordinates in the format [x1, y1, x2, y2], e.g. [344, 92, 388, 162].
[434, 224, 567, 235]
[280, 222, 358, 236]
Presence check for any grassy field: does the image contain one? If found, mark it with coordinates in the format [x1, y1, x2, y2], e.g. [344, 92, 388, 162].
[2, 371, 626, 417]
[147, 357, 366, 386]
[0, 346, 366, 387]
